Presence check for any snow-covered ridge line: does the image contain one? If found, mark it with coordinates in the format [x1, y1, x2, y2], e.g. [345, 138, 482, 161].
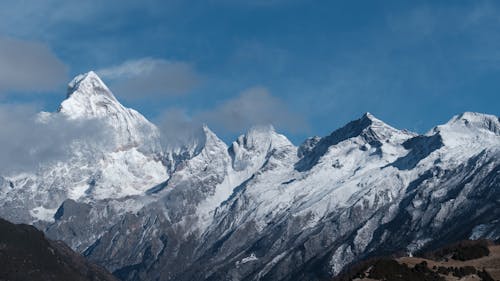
[0, 71, 498, 281]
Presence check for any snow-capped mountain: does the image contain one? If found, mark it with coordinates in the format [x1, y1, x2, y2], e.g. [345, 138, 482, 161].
[0, 72, 499, 281]
[59, 71, 161, 151]
[0, 71, 167, 223]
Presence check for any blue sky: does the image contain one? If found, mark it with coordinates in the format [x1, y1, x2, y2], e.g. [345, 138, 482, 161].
[0, 0, 499, 143]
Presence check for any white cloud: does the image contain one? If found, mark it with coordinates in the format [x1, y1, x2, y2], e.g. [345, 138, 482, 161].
[97, 58, 158, 79]
[0, 104, 112, 174]
[155, 86, 307, 148]
[96, 58, 200, 99]
[155, 108, 205, 151]
[0, 37, 67, 94]
[200, 86, 307, 134]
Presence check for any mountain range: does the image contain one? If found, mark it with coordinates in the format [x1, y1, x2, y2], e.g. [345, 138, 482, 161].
[1, 71, 499, 281]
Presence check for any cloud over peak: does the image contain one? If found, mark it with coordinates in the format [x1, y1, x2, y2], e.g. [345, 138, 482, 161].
[201, 86, 307, 134]
[156, 86, 308, 148]
[0, 105, 112, 174]
[96, 58, 200, 99]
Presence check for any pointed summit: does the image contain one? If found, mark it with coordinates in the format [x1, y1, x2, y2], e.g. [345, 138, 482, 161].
[361, 112, 376, 121]
[66, 71, 115, 100]
[229, 125, 295, 171]
[296, 113, 413, 171]
[428, 112, 500, 148]
[232, 125, 292, 153]
[176, 125, 228, 159]
[442, 112, 500, 135]
[58, 71, 159, 147]
[236, 125, 278, 150]
[59, 71, 120, 119]
[331, 112, 403, 144]
[199, 125, 229, 156]
[163, 124, 229, 176]
[358, 112, 392, 128]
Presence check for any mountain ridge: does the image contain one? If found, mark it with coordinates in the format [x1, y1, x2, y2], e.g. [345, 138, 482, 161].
[0, 72, 498, 281]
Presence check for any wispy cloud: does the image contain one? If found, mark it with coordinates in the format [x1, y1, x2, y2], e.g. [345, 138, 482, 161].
[200, 86, 307, 134]
[155, 108, 204, 150]
[0, 104, 112, 174]
[96, 58, 200, 99]
[155, 86, 308, 147]
[0, 37, 67, 95]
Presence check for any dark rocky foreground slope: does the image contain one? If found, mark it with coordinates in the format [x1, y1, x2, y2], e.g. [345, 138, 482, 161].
[0, 218, 117, 281]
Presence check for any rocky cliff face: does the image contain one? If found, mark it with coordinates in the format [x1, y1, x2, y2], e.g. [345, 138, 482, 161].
[0, 72, 499, 281]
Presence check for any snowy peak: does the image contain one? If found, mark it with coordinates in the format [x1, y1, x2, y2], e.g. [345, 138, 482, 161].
[443, 112, 500, 135]
[201, 125, 229, 156]
[236, 125, 277, 150]
[173, 125, 227, 159]
[163, 125, 228, 173]
[229, 125, 294, 171]
[357, 112, 407, 141]
[58, 72, 159, 147]
[323, 112, 407, 146]
[428, 112, 500, 149]
[360, 112, 379, 122]
[59, 71, 121, 119]
[296, 113, 412, 171]
[235, 125, 293, 151]
[66, 71, 115, 100]
[308, 112, 406, 147]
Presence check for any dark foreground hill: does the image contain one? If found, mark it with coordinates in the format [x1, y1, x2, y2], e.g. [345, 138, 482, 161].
[334, 240, 500, 281]
[0, 218, 117, 281]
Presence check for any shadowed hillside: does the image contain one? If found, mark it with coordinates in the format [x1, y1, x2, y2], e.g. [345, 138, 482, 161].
[0, 218, 117, 281]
